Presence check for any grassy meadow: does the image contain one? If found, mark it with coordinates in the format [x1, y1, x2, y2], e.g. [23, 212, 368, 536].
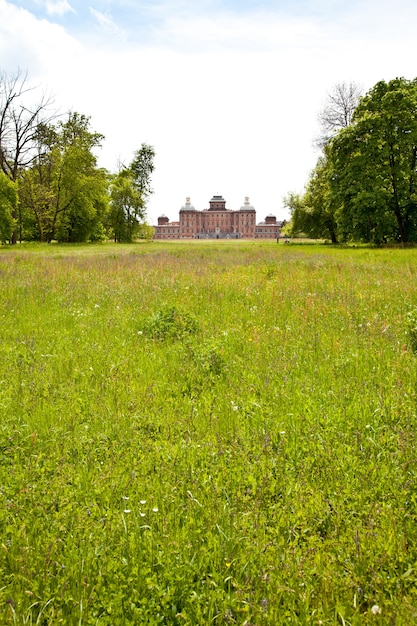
[1, 240, 417, 625]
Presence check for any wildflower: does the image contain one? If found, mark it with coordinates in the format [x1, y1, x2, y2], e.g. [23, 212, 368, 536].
[371, 605, 381, 615]
[122, 496, 129, 500]
[140, 500, 146, 505]
[138, 330, 143, 335]
[152, 507, 159, 513]
[140, 512, 146, 517]
[123, 509, 131, 514]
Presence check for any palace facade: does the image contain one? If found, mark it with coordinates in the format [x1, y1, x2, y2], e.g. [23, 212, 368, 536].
[153, 195, 281, 240]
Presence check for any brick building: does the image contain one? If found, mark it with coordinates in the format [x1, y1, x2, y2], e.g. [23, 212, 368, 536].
[153, 196, 281, 240]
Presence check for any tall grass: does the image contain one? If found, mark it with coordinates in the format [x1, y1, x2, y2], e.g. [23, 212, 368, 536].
[0, 241, 416, 624]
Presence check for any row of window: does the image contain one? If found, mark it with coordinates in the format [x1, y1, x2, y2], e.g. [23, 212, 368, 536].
[182, 215, 255, 224]
[155, 233, 279, 239]
[157, 227, 278, 234]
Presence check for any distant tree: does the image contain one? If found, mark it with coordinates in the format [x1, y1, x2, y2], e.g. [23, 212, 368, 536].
[315, 82, 362, 148]
[330, 78, 417, 243]
[284, 192, 305, 234]
[0, 69, 55, 242]
[109, 144, 155, 242]
[0, 172, 17, 243]
[109, 171, 144, 243]
[136, 222, 154, 240]
[129, 143, 156, 204]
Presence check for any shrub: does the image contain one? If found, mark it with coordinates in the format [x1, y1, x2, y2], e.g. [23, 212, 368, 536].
[142, 305, 199, 341]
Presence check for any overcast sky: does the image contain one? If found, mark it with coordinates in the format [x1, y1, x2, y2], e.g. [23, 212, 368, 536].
[1, 0, 417, 224]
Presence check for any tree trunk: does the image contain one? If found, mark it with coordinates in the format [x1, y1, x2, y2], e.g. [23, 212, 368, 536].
[11, 207, 17, 244]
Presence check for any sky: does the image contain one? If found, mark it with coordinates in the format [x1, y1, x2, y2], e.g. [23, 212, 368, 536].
[1, 0, 417, 225]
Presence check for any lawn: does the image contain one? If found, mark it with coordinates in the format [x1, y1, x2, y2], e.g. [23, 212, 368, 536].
[1, 240, 416, 624]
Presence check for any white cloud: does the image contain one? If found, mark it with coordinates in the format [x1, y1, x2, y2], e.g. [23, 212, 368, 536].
[89, 7, 127, 41]
[45, 0, 75, 16]
[0, 0, 81, 79]
[152, 12, 322, 53]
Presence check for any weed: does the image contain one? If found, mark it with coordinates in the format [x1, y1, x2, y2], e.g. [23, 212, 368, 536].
[141, 304, 199, 340]
[405, 306, 417, 353]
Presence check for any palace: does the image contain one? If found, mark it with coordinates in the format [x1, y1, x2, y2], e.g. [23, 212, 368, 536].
[153, 195, 281, 240]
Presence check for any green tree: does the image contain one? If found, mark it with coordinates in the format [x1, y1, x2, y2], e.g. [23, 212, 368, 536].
[286, 155, 339, 243]
[286, 82, 361, 243]
[129, 143, 155, 204]
[109, 144, 155, 242]
[109, 171, 144, 242]
[0, 171, 17, 243]
[0, 69, 55, 243]
[18, 113, 109, 242]
[330, 78, 417, 243]
[136, 223, 154, 240]
[284, 192, 306, 236]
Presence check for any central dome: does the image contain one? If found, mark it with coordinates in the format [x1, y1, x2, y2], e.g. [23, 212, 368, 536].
[180, 197, 196, 211]
[240, 196, 255, 211]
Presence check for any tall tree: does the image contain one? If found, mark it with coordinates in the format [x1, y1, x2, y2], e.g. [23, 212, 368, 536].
[0, 69, 54, 242]
[109, 171, 144, 243]
[330, 78, 417, 243]
[108, 144, 155, 242]
[129, 143, 155, 203]
[0, 171, 17, 243]
[18, 112, 109, 242]
[285, 154, 339, 243]
[315, 82, 362, 148]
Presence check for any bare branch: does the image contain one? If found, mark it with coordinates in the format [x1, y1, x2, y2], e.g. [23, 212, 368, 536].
[0, 69, 57, 242]
[314, 82, 362, 149]
[0, 68, 56, 181]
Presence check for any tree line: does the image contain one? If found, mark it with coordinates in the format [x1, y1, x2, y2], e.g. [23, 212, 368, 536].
[0, 69, 155, 244]
[286, 77, 417, 244]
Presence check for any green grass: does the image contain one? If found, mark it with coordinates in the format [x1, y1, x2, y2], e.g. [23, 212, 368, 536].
[0, 240, 417, 624]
